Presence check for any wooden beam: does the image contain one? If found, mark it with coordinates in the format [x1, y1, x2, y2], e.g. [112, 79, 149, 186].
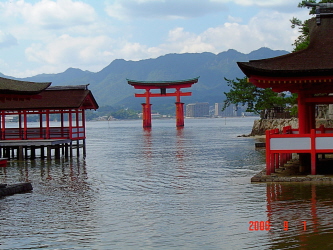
[135, 92, 192, 98]
[305, 96, 333, 103]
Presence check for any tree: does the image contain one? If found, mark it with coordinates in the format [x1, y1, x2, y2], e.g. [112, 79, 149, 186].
[222, 77, 296, 114]
[222, 1, 332, 115]
[291, 1, 333, 51]
[111, 109, 139, 119]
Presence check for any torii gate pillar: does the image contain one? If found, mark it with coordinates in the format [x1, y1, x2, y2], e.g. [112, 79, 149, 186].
[175, 102, 185, 127]
[142, 103, 152, 128]
[127, 77, 199, 128]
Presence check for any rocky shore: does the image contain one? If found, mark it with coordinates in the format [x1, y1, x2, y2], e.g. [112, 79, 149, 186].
[249, 118, 333, 136]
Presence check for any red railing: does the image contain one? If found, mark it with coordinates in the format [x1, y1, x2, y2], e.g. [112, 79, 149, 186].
[266, 125, 333, 175]
[0, 126, 85, 140]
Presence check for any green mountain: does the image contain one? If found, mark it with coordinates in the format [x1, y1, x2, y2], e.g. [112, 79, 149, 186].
[13, 47, 288, 113]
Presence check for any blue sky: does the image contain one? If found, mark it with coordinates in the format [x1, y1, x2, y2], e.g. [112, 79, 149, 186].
[0, 0, 310, 77]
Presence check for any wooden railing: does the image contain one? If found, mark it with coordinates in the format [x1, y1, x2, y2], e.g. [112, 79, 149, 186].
[0, 126, 85, 140]
[266, 125, 333, 175]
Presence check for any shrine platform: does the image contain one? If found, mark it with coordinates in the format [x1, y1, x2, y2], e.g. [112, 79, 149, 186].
[0, 138, 85, 160]
[252, 131, 333, 183]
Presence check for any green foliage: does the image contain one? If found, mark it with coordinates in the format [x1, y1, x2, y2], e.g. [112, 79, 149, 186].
[292, 1, 333, 52]
[85, 106, 140, 120]
[222, 77, 296, 114]
[110, 109, 139, 119]
[290, 17, 310, 52]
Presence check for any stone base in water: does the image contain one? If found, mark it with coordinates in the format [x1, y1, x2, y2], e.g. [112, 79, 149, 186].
[252, 169, 333, 183]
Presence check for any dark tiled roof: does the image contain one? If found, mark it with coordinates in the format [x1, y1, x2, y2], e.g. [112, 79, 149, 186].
[0, 77, 51, 94]
[238, 16, 333, 78]
[127, 77, 199, 87]
[0, 86, 99, 110]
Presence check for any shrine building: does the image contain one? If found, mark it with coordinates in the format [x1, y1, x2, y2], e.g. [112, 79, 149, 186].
[237, 3, 333, 175]
[0, 77, 98, 161]
[128, 77, 199, 128]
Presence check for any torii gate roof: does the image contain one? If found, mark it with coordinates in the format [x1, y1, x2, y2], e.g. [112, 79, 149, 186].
[127, 77, 199, 89]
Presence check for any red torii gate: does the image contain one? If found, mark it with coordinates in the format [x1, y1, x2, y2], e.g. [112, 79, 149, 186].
[127, 77, 199, 128]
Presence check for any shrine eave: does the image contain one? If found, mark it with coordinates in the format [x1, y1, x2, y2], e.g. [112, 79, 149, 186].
[0, 86, 99, 111]
[237, 62, 333, 78]
[248, 74, 333, 93]
[0, 77, 51, 95]
[127, 77, 199, 89]
[237, 16, 333, 81]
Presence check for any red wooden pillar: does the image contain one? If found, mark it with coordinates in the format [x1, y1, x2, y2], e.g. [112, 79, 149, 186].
[46, 110, 50, 139]
[23, 110, 28, 139]
[142, 103, 152, 128]
[266, 130, 272, 175]
[18, 111, 23, 139]
[1, 112, 4, 140]
[69, 110, 73, 139]
[308, 102, 316, 131]
[142, 89, 152, 128]
[175, 88, 184, 127]
[298, 92, 307, 134]
[75, 109, 79, 131]
[61, 110, 64, 137]
[311, 129, 317, 175]
[39, 111, 43, 138]
[175, 102, 185, 127]
[81, 109, 86, 138]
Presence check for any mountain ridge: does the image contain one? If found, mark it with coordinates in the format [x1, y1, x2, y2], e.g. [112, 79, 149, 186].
[1, 47, 289, 112]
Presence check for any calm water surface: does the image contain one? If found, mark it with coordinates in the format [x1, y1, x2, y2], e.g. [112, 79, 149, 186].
[1, 117, 333, 249]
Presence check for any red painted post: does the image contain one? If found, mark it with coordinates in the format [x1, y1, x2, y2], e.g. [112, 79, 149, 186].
[69, 110, 73, 139]
[18, 111, 22, 139]
[175, 102, 184, 127]
[1, 112, 4, 140]
[266, 130, 271, 175]
[141, 103, 152, 128]
[46, 110, 50, 139]
[39, 111, 43, 139]
[141, 89, 152, 128]
[81, 109, 86, 138]
[74, 109, 80, 138]
[61, 110, 64, 138]
[311, 129, 316, 175]
[23, 110, 27, 140]
[298, 92, 307, 134]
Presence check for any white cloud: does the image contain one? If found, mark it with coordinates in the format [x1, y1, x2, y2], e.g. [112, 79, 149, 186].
[105, 0, 227, 20]
[212, 0, 293, 7]
[25, 35, 115, 69]
[227, 15, 242, 23]
[0, 0, 311, 77]
[22, 8, 306, 75]
[1, 0, 97, 30]
[0, 31, 17, 48]
[129, 10, 304, 57]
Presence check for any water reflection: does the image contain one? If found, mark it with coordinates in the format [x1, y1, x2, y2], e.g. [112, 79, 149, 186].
[140, 126, 189, 194]
[266, 183, 333, 249]
[6, 119, 333, 249]
[176, 127, 185, 166]
[0, 158, 99, 249]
